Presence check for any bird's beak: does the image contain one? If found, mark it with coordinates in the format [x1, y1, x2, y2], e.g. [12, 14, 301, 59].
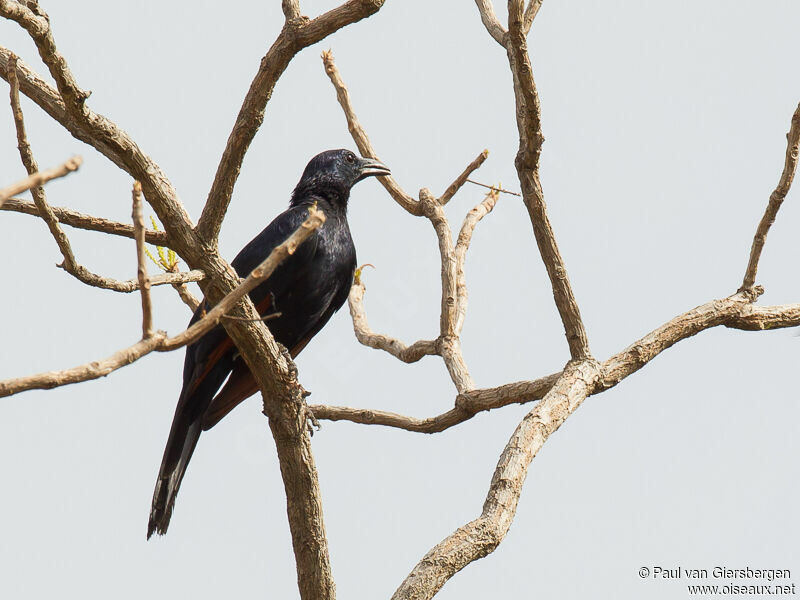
[357, 157, 391, 181]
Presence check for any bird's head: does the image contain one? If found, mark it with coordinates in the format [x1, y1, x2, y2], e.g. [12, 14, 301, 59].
[291, 149, 390, 209]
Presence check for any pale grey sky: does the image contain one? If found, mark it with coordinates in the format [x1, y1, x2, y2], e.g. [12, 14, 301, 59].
[1, 2, 798, 599]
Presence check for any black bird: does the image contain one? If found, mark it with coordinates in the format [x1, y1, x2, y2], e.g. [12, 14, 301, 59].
[148, 149, 390, 538]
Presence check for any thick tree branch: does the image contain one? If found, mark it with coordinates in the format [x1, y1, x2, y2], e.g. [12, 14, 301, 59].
[392, 360, 600, 600]
[502, 0, 591, 360]
[741, 102, 800, 290]
[282, 0, 301, 21]
[196, 0, 387, 245]
[1, 197, 171, 245]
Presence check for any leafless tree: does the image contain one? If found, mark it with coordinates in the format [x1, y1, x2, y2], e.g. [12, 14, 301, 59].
[1, 1, 798, 599]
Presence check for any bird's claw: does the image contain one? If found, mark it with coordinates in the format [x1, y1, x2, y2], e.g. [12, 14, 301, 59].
[306, 407, 321, 436]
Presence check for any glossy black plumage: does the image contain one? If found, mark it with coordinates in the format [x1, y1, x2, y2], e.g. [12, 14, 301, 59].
[147, 149, 389, 538]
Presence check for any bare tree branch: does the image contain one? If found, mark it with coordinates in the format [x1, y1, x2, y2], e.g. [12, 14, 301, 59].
[347, 275, 439, 363]
[438, 150, 489, 206]
[388, 288, 799, 596]
[58, 268, 205, 293]
[321, 49, 420, 215]
[7, 51, 77, 272]
[1, 197, 171, 245]
[309, 373, 560, 433]
[0, 155, 81, 207]
[392, 360, 600, 600]
[196, 0, 387, 245]
[454, 188, 500, 335]
[170, 278, 202, 312]
[132, 181, 153, 339]
[7, 55, 195, 298]
[523, 0, 543, 34]
[474, 0, 508, 46]
[314, 296, 800, 436]
[502, 0, 592, 360]
[0, 334, 167, 399]
[0, 0, 88, 113]
[282, 0, 301, 21]
[419, 189, 475, 393]
[741, 102, 800, 290]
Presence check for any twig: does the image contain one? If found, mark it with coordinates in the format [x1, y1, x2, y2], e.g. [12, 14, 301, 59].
[321, 49, 420, 215]
[1, 197, 171, 246]
[220, 312, 282, 323]
[0, 334, 167, 399]
[57, 268, 205, 293]
[465, 179, 521, 196]
[0, 155, 82, 207]
[132, 181, 153, 339]
[170, 279, 202, 312]
[741, 102, 800, 290]
[438, 150, 489, 205]
[7, 51, 77, 272]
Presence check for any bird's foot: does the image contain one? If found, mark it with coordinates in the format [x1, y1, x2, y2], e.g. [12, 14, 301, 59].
[305, 406, 321, 436]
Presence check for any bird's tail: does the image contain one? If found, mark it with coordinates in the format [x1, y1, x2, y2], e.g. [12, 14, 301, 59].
[147, 417, 202, 539]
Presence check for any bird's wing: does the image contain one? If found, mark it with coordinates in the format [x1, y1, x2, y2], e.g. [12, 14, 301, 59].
[148, 207, 320, 537]
[178, 206, 319, 408]
[201, 257, 354, 431]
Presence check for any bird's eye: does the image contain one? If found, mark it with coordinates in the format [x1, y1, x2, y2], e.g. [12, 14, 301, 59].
[345, 153, 355, 163]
